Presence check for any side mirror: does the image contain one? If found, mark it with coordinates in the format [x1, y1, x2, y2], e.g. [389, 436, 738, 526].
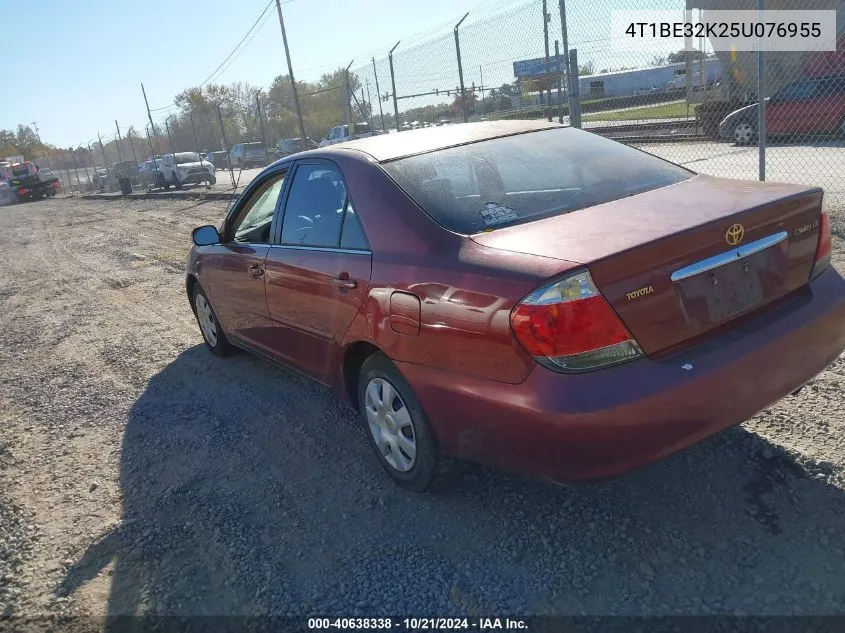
[192, 225, 221, 246]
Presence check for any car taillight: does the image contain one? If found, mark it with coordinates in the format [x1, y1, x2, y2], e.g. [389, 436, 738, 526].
[510, 270, 643, 373]
[17, 187, 27, 196]
[811, 209, 831, 280]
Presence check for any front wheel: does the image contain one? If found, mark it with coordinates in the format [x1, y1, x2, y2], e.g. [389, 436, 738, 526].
[733, 120, 756, 145]
[358, 353, 453, 492]
[192, 284, 234, 357]
[207, 175, 216, 186]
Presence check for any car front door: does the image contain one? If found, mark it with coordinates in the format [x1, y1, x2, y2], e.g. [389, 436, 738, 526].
[263, 160, 372, 383]
[205, 168, 288, 353]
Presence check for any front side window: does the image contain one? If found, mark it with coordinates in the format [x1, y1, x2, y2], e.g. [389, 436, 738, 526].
[382, 127, 692, 234]
[230, 171, 286, 244]
[280, 164, 349, 247]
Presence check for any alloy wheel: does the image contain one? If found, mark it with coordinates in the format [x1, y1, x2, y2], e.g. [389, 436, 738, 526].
[194, 293, 218, 346]
[364, 377, 417, 472]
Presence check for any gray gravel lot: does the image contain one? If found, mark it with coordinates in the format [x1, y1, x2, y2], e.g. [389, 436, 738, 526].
[0, 194, 844, 622]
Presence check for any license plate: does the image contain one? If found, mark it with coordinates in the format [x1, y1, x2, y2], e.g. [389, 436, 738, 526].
[676, 247, 787, 327]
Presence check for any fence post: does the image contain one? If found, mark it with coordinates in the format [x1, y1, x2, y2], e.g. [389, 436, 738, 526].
[86, 144, 95, 186]
[757, 0, 766, 181]
[454, 12, 469, 123]
[190, 113, 203, 156]
[71, 150, 82, 192]
[216, 104, 236, 189]
[372, 58, 386, 132]
[344, 59, 354, 129]
[555, 40, 564, 123]
[543, 0, 552, 122]
[115, 121, 125, 162]
[127, 129, 138, 165]
[389, 41, 401, 131]
[568, 49, 581, 128]
[63, 154, 74, 194]
[98, 134, 110, 184]
[558, 0, 573, 123]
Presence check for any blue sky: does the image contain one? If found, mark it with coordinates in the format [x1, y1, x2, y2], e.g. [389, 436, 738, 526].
[2, 0, 686, 148]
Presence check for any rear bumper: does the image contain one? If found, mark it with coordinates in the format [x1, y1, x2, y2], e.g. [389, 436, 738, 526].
[398, 269, 845, 482]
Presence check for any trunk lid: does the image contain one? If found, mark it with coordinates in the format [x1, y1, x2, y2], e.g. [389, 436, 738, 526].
[472, 175, 824, 355]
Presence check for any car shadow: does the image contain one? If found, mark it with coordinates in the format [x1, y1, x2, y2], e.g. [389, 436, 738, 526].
[57, 345, 845, 618]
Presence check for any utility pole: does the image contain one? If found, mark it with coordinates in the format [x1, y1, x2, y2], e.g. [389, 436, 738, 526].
[141, 83, 163, 161]
[372, 58, 386, 131]
[30, 121, 54, 172]
[388, 41, 401, 131]
[275, 0, 307, 143]
[114, 120, 125, 162]
[454, 13, 469, 123]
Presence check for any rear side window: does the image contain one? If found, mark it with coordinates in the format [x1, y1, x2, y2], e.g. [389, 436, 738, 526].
[381, 127, 691, 234]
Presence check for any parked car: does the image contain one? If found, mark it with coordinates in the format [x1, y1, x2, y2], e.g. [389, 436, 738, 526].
[139, 159, 164, 189]
[274, 137, 318, 159]
[205, 151, 231, 170]
[92, 168, 110, 191]
[160, 152, 216, 189]
[185, 120, 843, 492]
[719, 75, 845, 144]
[111, 160, 140, 185]
[319, 122, 380, 147]
[230, 142, 268, 169]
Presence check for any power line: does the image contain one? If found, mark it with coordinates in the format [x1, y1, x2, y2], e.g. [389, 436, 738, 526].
[200, 0, 275, 88]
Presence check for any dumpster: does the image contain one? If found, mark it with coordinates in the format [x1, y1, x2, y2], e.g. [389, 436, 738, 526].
[118, 177, 132, 195]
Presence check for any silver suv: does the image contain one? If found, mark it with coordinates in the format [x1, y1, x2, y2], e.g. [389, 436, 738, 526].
[229, 142, 268, 169]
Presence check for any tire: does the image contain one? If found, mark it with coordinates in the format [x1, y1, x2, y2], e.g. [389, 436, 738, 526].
[357, 353, 453, 492]
[733, 119, 756, 145]
[192, 284, 234, 357]
[174, 171, 183, 190]
[237, 159, 244, 170]
[208, 175, 216, 186]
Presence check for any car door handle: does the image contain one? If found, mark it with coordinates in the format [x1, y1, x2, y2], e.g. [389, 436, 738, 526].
[248, 264, 264, 278]
[331, 276, 357, 289]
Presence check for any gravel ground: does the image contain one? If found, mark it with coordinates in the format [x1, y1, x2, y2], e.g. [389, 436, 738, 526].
[0, 194, 844, 622]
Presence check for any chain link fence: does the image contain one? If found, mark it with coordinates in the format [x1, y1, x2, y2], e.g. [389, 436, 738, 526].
[345, 0, 845, 209]
[63, 0, 843, 206]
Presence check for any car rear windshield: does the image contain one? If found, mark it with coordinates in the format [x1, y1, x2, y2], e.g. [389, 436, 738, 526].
[175, 152, 201, 164]
[381, 127, 692, 234]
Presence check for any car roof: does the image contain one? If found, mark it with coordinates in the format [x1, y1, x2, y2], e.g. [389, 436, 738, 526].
[311, 120, 564, 162]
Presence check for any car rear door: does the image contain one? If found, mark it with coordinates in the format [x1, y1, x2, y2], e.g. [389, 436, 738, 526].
[263, 159, 372, 383]
[805, 77, 845, 135]
[205, 167, 289, 353]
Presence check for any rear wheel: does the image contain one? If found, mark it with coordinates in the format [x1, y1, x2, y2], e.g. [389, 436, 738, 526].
[192, 284, 234, 357]
[733, 120, 756, 145]
[358, 353, 453, 492]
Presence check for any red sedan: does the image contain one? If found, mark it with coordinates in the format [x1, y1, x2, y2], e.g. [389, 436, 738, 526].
[186, 120, 844, 491]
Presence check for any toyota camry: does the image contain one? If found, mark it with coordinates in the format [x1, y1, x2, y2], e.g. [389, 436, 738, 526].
[185, 120, 845, 491]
